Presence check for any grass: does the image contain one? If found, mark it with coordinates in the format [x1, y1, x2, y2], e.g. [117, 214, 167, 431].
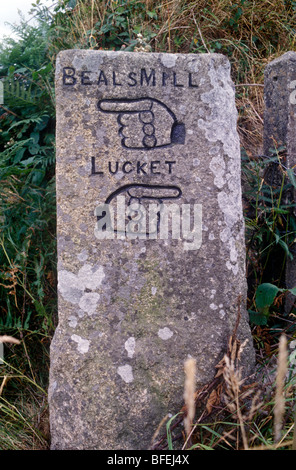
[0, 334, 50, 449]
[152, 329, 296, 451]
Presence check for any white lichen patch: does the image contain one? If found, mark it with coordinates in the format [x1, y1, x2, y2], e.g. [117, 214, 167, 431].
[72, 51, 104, 79]
[158, 327, 173, 340]
[217, 192, 241, 230]
[71, 334, 90, 354]
[117, 364, 134, 383]
[226, 260, 239, 276]
[187, 57, 200, 73]
[58, 270, 82, 304]
[209, 155, 226, 189]
[219, 309, 226, 319]
[209, 289, 217, 299]
[229, 237, 238, 264]
[69, 316, 78, 328]
[58, 264, 105, 315]
[79, 292, 101, 315]
[210, 303, 218, 310]
[198, 60, 242, 277]
[77, 265, 105, 291]
[151, 287, 157, 296]
[78, 309, 85, 318]
[125, 337, 136, 358]
[160, 54, 177, 68]
[198, 61, 239, 156]
[77, 249, 89, 262]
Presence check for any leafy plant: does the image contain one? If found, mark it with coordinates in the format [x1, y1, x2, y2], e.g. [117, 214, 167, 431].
[242, 146, 296, 297]
[47, 0, 158, 52]
[0, 14, 56, 333]
[249, 283, 296, 326]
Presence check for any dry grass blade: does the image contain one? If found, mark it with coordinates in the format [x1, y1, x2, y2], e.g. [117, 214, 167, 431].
[206, 389, 219, 414]
[274, 334, 288, 444]
[183, 357, 196, 446]
[293, 408, 296, 451]
[223, 353, 249, 450]
[250, 439, 294, 451]
[150, 414, 171, 448]
[0, 335, 21, 345]
[191, 9, 210, 53]
[0, 376, 8, 396]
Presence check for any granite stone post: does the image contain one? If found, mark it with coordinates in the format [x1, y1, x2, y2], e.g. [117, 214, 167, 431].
[263, 51, 296, 311]
[49, 50, 255, 450]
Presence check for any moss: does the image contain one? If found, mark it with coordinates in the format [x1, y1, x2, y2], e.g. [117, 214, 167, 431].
[125, 258, 165, 332]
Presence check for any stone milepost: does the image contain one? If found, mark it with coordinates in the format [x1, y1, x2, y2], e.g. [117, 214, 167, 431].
[49, 50, 255, 450]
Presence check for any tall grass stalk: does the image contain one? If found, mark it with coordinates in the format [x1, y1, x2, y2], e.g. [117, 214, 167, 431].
[183, 358, 196, 447]
[223, 354, 249, 450]
[293, 408, 296, 451]
[274, 334, 288, 444]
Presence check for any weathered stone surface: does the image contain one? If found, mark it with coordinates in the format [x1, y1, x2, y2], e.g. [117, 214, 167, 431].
[49, 50, 255, 450]
[264, 52, 296, 159]
[263, 51, 296, 311]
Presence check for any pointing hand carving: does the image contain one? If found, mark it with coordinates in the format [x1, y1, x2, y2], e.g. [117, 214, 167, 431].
[98, 98, 185, 150]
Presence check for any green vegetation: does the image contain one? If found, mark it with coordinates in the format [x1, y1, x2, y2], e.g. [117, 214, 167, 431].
[0, 7, 56, 449]
[0, 0, 296, 450]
